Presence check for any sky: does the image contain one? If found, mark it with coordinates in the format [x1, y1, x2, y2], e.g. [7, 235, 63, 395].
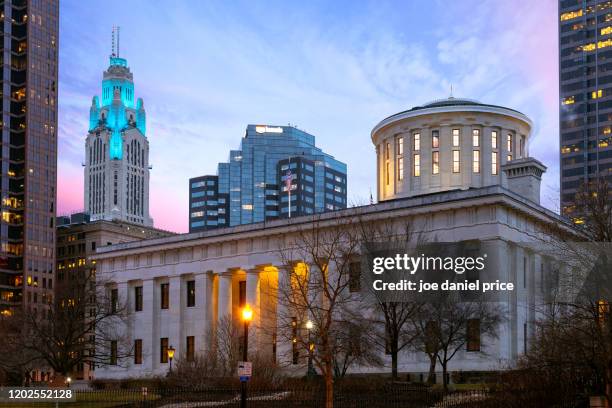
[57, 0, 559, 233]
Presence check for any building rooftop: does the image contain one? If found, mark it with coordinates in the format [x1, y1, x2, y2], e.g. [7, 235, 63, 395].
[94, 185, 578, 257]
[372, 97, 531, 137]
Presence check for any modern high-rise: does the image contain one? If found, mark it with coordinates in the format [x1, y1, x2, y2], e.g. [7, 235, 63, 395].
[559, 0, 612, 218]
[189, 125, 347, 233]
[0, 1, 59, 317]
[84, 44, 153, 226]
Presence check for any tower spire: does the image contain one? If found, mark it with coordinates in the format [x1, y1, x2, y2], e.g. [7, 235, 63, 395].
[111, 25, 121, 57]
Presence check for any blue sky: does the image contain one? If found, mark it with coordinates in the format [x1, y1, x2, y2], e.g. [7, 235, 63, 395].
[58, 0, 559, 232]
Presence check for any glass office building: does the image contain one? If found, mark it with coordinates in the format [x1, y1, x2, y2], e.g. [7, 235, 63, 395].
[0, 1, 59, 317]
[189, 125, 347, 232]
[559, 0, 612, 218]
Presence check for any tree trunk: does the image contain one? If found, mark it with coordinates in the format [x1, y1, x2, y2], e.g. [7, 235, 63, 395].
[442, 361, 448, 392]
[391, 343, 398, 380]
[325, 368, 334, 408]
[427, 354, 436, 384]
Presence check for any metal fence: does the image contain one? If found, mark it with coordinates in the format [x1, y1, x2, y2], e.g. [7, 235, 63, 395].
[0, 386, 589, 408]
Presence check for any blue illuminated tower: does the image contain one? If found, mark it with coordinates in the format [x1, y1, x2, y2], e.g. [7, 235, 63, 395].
[84, 29, 153, 226]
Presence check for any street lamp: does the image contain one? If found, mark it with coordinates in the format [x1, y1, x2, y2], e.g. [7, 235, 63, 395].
[167, 345, 175, 374]
[241, 304, 253, 408]
[66, 377, 72, 388]
[306, 320, 316, 377]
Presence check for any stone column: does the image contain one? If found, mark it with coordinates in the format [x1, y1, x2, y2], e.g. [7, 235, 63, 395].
[246, 268, 261, 350]
[168, 276, 182, 359]
[218, 272, 233, 322]
[143, 279, 155, 372]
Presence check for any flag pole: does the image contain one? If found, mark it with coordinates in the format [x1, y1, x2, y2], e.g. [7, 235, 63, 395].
[288, 157, 291, 218]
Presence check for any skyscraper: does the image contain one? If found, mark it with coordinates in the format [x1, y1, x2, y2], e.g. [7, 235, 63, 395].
[0, 1, 59, 316]
[84, 32, 152, 226]
[559, 1, 612, 218]
[189, 125, 347, 233]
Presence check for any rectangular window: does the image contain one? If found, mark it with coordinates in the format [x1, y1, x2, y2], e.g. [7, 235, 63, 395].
[413, 133, 420, 151]
[432, 151, 439, 174]
[413, 154, 420, 177]
[491, 131, 497, 149]
[385, 142, 390, 160]
[349, 262, 361, 292]
[507, 154, 513, 162]
[111, 288, 118, 314]
[519, 136, 525, 158]
[492, 152, 498, 175]
[134, 339, 142, 364]
[472, 129, 480, 147]
[432, 130, 439, 148]
[452, 129, 460, 147]
[397, 157, 404, 180]
[523, 323, 528, 353]
[452, 150, 460, 173]
[397, 137, 403, 155]
[186, 336, 195, 361]
[507, 134, 513, 152]
[472, 150, 480, 173]
[160, 283, 169, 310]
[386, 162, 390, 185]
[110, 340, 118, 365]
[466, 319, 481, 351]
[239, 281, 246, 307]
[134, 286, 143, 312]
[187, 280, 195, 307]
[160, 338, 169, 363]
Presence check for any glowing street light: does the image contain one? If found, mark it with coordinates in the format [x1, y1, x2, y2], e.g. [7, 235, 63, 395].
[306, 320, 315, 377]
[167, 345, 175, 373]
[240, 304, 253, 408]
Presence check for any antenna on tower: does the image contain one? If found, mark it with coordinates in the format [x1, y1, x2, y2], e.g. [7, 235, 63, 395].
[111, 25, 121, 57]
[111, 26, 116, 57]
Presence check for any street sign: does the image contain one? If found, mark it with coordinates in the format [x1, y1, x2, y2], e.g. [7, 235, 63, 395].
[238, 361, 252, 380]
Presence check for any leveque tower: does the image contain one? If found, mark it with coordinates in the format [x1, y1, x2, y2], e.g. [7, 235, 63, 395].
[84, 50, 153, 226]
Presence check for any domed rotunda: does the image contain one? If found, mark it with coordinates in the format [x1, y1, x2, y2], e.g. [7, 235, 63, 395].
[371, 97, 546, 204]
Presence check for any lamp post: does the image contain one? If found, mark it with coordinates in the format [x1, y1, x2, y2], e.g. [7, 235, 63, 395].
[167, 345, 175, 374]
[306, 320, 315, 378]
[241, 304, 253, 408]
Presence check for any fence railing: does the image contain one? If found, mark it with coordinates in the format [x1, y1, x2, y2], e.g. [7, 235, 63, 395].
[0, 385, 588, 408]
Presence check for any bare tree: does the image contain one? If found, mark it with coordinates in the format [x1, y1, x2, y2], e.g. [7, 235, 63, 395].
[358, 219, 423, 379]
[276, 217, 364, 408]
[573, 178, 612, 241]
[413, 292, 505, 391]
[0, 271, 132, 379]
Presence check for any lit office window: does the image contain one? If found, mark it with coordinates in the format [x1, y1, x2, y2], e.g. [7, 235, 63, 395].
[473, 150, 480, 173]
[491, 131, 498, 149]
[507, 154, 513, 162]
[413, 133, 420, 151]
[397, 157, 404, 180]
[413, 154, 420, 177]
[472, 129, 480, 147]
[453, 150, 460, 173]
[397, 137, 403, 155]
[507, 134, 513, 152]
[432, 151, 439, 174]
[160, 338, 168, 363]
[452, 129, 460, 147]
[432, 130, 439, 148]
[492, 152, 498, 175]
